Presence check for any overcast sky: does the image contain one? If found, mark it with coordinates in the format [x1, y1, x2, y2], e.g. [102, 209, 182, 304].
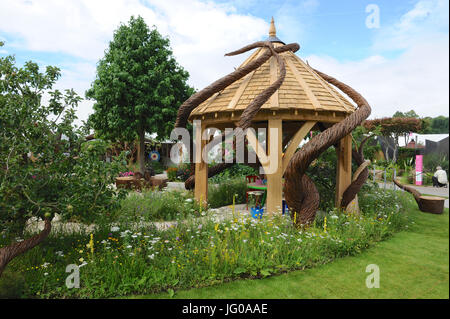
[0, 0, 448, 126]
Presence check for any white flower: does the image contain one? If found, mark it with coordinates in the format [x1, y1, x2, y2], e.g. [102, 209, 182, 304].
[185, 198, 193, 203]
[111, 226, 120, 232]
[126, 245, 132, 249]
[42, 262, 50, 268]
[44, 272, 48, 276]
[243, 239, 248, 243]
[148, 254, 155, 259]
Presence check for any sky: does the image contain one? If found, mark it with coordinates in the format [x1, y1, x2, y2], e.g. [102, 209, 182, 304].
[0, 0, 448, 126]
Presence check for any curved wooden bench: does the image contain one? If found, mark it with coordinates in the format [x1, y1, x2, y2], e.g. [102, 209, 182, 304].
[393, 179, 445, 214]
[417, 195, 446, 214]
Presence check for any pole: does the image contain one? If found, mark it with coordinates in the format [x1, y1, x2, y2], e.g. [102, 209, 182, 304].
[393, 168, 397, 191]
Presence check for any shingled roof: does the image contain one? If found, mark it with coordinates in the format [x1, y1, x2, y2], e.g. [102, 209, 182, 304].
[190, 18, 356, 120]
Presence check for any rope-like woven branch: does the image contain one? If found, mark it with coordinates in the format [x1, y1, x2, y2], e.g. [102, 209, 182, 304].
[179, 41, 299, 190]
[284, 68, 372, 225]
[0, 218, 52, 276]
[174, 40, 372, 227]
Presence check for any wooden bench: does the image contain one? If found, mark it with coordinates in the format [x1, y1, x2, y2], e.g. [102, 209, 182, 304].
[417, 195, 446, 214]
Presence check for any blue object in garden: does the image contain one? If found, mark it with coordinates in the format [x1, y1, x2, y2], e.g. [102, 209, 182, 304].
[149, 150, 160, 161]
[282, 199, 289, 215]
[251, 206, 264, 219]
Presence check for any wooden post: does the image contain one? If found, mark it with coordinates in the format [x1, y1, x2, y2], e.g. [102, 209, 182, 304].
[266, 119, 283, 215]
[335, 134, 352, 207]
[194, 122, 208, 207]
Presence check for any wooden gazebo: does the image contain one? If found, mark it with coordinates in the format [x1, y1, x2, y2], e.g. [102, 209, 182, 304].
[188, 18, 357, 214]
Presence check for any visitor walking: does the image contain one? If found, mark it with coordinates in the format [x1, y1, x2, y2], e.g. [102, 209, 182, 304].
[432, 166, 448, 188]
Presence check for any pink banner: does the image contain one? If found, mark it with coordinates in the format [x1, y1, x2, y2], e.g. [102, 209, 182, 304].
[415, 155, 423, 185]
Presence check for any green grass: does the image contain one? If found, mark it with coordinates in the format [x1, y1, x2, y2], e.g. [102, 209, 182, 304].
[132, 206, 449, 299]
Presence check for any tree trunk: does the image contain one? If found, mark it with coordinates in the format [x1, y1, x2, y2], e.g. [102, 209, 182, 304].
[0, 218, 52, 277]
[138, 127, 145, 174]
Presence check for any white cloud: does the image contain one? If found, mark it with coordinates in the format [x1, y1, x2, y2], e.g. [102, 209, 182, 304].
[372, 0, 448, 52]
[0, 0, 448, 125]
[0, 0, 269, 124]
[305, 0, 449, 119]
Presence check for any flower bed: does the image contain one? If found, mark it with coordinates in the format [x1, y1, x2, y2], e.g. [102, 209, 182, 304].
[1, 184, 415, 298]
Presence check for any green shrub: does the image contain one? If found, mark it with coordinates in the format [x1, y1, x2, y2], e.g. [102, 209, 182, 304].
[167, 167, 178, 181]
[208, 178, 247, 208]
[210, 164, 258, 183]
[0, 270, 26, 298]
[176, 163, 192, 181]
[146, 160, 164, 174]
[113, 190, 201, 222]
[424, 153, 448, 172]
[6, 184, 413, 298]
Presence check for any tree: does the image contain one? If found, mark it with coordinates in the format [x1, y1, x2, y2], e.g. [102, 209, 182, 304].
[363, 117, 422, 163]
[392, 109, 419, 119]
[421, 115, 449, 134]
[0, 42, 127, 276]
[86, 16, 193, 173]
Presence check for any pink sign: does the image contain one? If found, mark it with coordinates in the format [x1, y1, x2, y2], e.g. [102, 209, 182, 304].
[415, 155, 423, 185]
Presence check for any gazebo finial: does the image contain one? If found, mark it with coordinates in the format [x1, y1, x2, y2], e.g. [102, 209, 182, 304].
[269, 17, 276, 37]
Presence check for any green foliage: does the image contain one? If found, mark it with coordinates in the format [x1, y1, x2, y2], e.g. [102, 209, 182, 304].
[3, 186, 412, 298]
[393, 110, 420, 118]
[0, 270, 26, 298]
[167, 167, 178, 182]
[307, 147, 337, 212]
[176, 163, 192, 182]
[424, 153, 449, 172]
[208, 178, 247, 208]
[421, 116, 449, 134]
[0, 43, 128, 236]
[86, 15, 193, 143]
[146, 160, 164, 174]
[113, 190, 201, 222]
[351, 126, 380, 161]
[210, 164, 258, 183]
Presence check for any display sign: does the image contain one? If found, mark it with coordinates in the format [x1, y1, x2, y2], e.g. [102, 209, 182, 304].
[415, 155, 423, 185]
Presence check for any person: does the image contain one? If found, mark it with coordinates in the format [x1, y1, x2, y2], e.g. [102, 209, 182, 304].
[432, 166, 448, 188]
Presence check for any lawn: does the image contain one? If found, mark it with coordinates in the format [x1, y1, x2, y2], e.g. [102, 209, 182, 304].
[133, 205, 449, 299]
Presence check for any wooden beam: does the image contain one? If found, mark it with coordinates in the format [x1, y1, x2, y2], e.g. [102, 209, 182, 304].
[194, 121, 208, 207]
[282, 121, 316, 174]
[266, 119, 283, 215]
[335, 134, 352, 207]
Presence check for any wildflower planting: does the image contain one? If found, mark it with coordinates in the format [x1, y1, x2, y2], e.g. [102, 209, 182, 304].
[112, 190, 202, 222]
[1, 185, 415, 298]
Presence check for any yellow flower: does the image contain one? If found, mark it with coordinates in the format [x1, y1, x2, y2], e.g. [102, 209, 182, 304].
[79, 257, 84, 262]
